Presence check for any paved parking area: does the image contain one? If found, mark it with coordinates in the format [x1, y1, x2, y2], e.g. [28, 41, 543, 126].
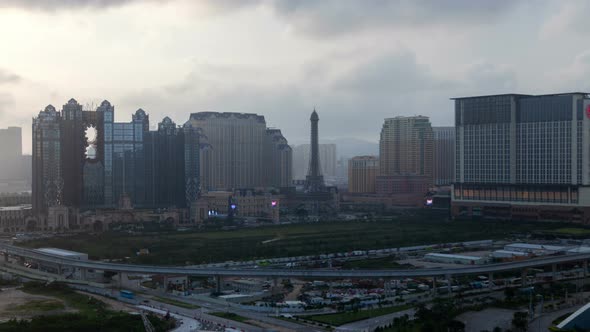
[457, 308, 515, 332]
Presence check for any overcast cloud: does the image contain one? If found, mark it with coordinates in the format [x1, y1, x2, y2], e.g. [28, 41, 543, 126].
[0, 0, 588, 153]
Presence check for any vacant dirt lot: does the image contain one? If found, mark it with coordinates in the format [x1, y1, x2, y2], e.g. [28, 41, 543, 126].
[0, 288, 72, 322]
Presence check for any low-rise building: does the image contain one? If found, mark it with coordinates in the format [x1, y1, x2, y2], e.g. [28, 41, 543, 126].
[34, 248, 88, 276]
[35, 248, 88, 260]
[0, 192, 31, 207]
[503, 243, 565, 255]
[491, 250, 529, 261]
[228, 279, 266, 293]
[0, 205, 32, 233]
[194, 189, 280, 223]
[424, 253, 486, 265]
[566, 247, 590, 255]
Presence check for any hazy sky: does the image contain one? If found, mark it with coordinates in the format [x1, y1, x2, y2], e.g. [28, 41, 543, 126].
[1, 0, 589, 153]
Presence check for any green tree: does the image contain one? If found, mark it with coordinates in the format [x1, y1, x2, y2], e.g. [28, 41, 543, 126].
[505, 287, 516, 301]
[512, 312, 528, 332]
[448, 320, 465, 332]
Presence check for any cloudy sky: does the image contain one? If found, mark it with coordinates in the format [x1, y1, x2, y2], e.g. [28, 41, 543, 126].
[1, 0, 589, 153]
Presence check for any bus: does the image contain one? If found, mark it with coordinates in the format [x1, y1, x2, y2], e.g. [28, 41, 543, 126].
[120, 290, 134, 299]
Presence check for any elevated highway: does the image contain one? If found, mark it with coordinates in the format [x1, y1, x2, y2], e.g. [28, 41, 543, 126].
[1, 243, 589, 279]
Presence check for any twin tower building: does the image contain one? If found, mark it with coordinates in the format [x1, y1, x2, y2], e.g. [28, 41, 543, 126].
[32, 99, 293, 216]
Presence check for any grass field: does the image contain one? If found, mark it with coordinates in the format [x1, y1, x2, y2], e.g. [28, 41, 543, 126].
[7, 299, 65, 313]
[19, 213, 574, 265]
[210, 312, 250, 323]
[0, 282, 175, 332]
[305, 304, 412, 326]
[541, 227, 590, 236]
[151, 296, 199, 309]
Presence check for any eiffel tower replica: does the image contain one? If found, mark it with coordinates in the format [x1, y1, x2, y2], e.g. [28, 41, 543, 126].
[304, 109, 326, 193]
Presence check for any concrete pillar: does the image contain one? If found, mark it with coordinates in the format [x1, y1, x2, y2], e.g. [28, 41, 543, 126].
[215, 275, 222, 293]
[446, 274, 452, 294]
[432, 277, 437, 296]
[118, 272, 123, 288]
[583, 261, 588, 278]
[57, 264, 62, 276]
[80, 268, 87, 281]
[272, 277, 279, 295]
[552, 264, 557, 280]
[521, 268, 528, 286]
[488, 272, 494, 288]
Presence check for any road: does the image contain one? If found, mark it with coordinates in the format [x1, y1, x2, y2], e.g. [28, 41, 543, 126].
[138, 305, 201, 332]
[69, 283, 317, 332]
[335, 307, 416, 332]
[3, 243, 590, 279]
[528, 304, 584, 332]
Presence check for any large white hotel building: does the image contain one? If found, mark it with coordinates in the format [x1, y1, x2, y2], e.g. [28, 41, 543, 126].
[452, 92, 590, 222]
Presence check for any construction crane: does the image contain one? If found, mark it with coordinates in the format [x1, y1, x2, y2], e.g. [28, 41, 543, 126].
[140, 311, 155, 332]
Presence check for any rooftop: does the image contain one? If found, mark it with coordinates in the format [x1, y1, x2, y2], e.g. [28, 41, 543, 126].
[505, 243, 565, 251]
[189, 111, 266, 123]
[424, 253, 482, 261]
[451, 92, 589, 100]
[557, 302, 590, 330]
[0, 205, 32, 211]
[35, 248, 88, 258]
[493, 250, 528, 256]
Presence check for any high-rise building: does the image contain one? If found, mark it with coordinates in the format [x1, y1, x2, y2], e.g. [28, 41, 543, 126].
[32, 106, 63, 213]
[0, 126, 23, 182]
[433, 127, 455, 186]
[452, 92, 590, 222]
[188, 112, 265, 190]
[0, 126, 21, 158]
[377, 116, 433, 195]
[32, 99, 206, 216]
[144, 117, 201, 209]
[348, 156, 379, 193]
[264, 129, 293, 188]
[188, 112, 291, 190]
[292, 143, 337, 180]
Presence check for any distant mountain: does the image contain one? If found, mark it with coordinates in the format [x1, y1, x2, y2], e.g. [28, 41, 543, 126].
[291, 137, 379, 159]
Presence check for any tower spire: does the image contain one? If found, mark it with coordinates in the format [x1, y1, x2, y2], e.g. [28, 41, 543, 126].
[305, 108, 325, 192]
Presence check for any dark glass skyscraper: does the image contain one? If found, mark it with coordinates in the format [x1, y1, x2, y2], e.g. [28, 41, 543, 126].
[32, 99, 205, 216]
[144, 117, 201, 209]
[32, 105, 62, 213]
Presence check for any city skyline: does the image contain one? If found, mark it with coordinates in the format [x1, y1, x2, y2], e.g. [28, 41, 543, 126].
[3, 1, 590, 153]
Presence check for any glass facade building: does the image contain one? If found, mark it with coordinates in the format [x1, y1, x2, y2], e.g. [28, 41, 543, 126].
[433, 127, 455, 186]
[32, 99, 206, 217]
[452, 92, 590, 221]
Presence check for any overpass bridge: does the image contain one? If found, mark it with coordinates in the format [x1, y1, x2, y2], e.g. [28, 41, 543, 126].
[1, 242, 589, 280]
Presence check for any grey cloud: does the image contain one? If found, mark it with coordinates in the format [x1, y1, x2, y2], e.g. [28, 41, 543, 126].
[3, 0, 522, 37]
[0, 0, 151, 11]
[333, 52, 455, 95]
[464, 62, 517, 93]
[0, 69, 21, 84]
[199, 0, 524, 37]
[265, 0, 523, 37]
[119, 51, 518, 144]
[0, 93, 15, 117]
